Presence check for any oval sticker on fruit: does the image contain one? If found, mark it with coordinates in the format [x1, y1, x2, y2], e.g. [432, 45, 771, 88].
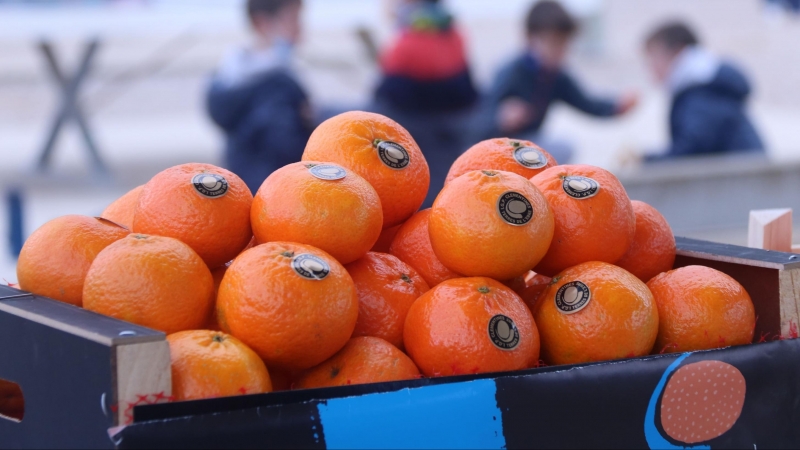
[562, 176, 599, 199]
[488, 314, 520, 350]
[555, 281, 591, 314]
[192, 173, 229, 198]
[291, 254, 330, 281]
[375, 140, 410, 170]
[513, 146, 548, 169]
[497, 191, 534, 226]
[308, 164, 347, 181]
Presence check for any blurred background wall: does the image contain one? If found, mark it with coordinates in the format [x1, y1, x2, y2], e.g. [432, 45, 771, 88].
[0, 0, 798, 281]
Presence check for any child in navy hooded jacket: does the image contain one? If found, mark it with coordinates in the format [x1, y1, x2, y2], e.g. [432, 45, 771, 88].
[643, 22, 764, 161]
[207, 0, 313, 193]
[476, 1, 637, 161]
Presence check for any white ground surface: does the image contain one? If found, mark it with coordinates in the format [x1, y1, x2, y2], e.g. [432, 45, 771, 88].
[1, 0, 799, 282]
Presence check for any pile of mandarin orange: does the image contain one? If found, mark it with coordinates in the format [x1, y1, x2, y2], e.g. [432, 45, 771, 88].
[15, 111, 756, 401]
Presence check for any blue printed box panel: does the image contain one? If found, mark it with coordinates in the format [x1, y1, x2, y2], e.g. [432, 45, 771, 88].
[116, 338, 800, 449]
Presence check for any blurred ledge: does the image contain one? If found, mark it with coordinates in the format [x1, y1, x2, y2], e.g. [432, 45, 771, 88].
[618, 153, 800, 240]
[618, 153, 797, 185]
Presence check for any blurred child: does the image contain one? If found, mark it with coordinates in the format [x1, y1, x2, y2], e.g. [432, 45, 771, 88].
[643, 22, 764, 161]
[478, 0, 636, 162]
[207, 0, 313, 193]
[373, 0, 478, 207]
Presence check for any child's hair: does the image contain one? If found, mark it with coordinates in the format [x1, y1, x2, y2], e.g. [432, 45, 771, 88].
[247, 0, 300, 21]
[645, 22, 699, 52]
[525, 1, 578, 37]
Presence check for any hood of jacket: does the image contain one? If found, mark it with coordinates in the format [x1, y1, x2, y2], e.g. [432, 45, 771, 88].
[668, 46, 751, 101]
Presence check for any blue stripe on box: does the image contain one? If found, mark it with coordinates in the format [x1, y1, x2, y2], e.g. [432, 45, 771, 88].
[317, 379, 506, 449]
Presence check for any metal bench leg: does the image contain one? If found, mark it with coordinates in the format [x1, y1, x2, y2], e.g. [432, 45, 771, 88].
[37, 40, 106, 173]
[6, 190, 23, 259]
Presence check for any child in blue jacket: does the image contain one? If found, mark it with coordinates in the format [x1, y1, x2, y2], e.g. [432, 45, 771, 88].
[207, 0, 313, 193]
[477, 1, 636, 162]
[643, 22, 764, 161]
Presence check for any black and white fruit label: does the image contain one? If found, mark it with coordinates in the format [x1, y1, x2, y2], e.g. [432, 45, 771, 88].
[376, 141, 410, 170]
[513, 146, 548, 169]
[291, 254, 330, 281]
[497, 191, 534, 226]
[192, 173, 229, 198]
[555, 281, 591, 314]
[488, 315, 520, 350]
[308, 164, 347, 181]
[562, 176, 600, 199]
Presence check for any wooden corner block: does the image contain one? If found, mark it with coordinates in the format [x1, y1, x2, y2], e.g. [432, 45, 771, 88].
[748, 208, 793, 252]
[114, 340, 171, 425]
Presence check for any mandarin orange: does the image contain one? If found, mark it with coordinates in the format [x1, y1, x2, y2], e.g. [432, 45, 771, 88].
[647, 266, 755, 353]
[251, 162, 382, 265]
[429, 170, 554, 280]
[615, 200, 676, 282]
[302, 111, 429, 228]
[389, 209, 459, 287]
[101, 185, 143, 229]
[83, 234, 214, 334]
[17, 215, 129, 306]
[294, 337, 420, 389]
[345, 252, 429, 349]
[531, 164, 635, 276]
[404, 277, 539, 377]
[217, 242, 358, 372]
[167, 330, 272, 401]
[446, 138, 557, 184]
[534, 261, 659, 365]
[133, 163, 252, 269]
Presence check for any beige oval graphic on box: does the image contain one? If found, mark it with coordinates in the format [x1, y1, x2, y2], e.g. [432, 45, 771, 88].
[660, 361, 746, 444]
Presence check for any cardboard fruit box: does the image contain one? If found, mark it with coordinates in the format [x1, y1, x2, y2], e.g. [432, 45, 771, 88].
[1, 237, 800, 449]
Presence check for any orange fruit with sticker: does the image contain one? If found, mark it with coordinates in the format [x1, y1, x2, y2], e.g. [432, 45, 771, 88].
[535, 261, 659, 365]
[133, 163, 253, 269]
[302, 111, 429, 228]
[251, 161, 383, 265]
[429, 170, 554, 280]
[404, 277, 539, 377]
[446, 138, 557, 184]
[530, 164, 636, 276]
[216, 242, 358, 372]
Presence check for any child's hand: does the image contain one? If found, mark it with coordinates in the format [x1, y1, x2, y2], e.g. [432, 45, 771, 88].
[497, 98, 534, 133]
[616, 92, 639, 115]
